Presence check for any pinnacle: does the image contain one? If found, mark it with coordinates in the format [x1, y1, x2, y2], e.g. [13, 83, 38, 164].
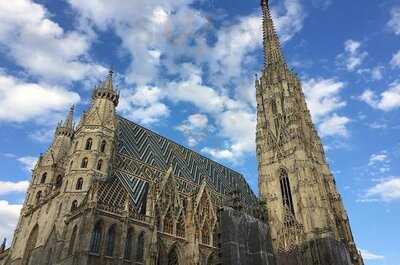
[63, 105, 75, 129]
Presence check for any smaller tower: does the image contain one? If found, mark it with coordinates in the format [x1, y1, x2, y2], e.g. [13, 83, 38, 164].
[24, 106, 75, 208]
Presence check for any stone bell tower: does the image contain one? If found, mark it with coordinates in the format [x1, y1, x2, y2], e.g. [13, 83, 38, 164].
[255, 0, 364, 264]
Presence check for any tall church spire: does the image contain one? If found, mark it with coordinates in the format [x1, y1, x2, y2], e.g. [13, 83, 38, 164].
[261, 0, 286, 68]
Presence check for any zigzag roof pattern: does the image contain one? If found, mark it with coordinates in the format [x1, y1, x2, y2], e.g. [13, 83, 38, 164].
[112, 115, 257, 207]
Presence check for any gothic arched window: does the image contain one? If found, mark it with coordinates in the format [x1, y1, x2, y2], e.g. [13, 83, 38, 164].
[202, 223, 210, 245]
[106, 224, 116, 257]
[36, 191, 42, 204]
[136, 232, 144, 261]
[76, 178, 83, 190]
[55, 175, 63, 188]
[81, 158, 88, 168]
[124, 228, 134, 260]
[71, 200, 78, 212]
[68, 225, 78, 255]
[279, 169, 295, 216]
[163, 209, 173, 234]
[176, 213, 185, 238]
[85, 138, 93, 150]
[97, 159, 103, 171]
[90, 221, 102, 253]
[167, 246, 179, 265]
[40, 173, 47, 184]
[100, 140, 107, 153]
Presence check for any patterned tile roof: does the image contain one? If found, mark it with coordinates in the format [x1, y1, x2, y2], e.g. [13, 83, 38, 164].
[111, 115, 257, 209]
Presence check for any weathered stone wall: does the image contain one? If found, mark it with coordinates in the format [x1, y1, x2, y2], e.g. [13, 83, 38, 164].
[219, 207, 276, 265]
[276, 237, 353, 265]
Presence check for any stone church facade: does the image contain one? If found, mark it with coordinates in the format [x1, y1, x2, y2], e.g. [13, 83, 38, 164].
[0, 1, 364, 265]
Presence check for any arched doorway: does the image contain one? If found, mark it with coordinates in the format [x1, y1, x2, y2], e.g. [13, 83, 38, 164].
[22, 225, 39, 265]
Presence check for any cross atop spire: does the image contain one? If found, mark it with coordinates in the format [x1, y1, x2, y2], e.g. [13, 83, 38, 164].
[261, 0, 286, 68]
[103, 69, 114, 91]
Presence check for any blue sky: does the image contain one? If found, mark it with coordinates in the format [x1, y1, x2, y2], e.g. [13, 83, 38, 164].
[0, 0, 399, 263]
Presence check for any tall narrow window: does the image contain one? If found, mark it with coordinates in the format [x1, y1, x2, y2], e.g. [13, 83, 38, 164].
[68, 225, 78, 255]
[124, 228, 134, 260]
[36, 191, 42, 204]
[176, 213, 185, 238]
[202, 223, 210, 245]
[55, 175, 63, 188]
[40, 173, 47, 184]
[100, 140, 107, 153]
[81, 158, 88, 168]
[136, 232, 144, 261]
[85, 138, 93, 150]
[76, 178, 83, 190]
[57, 203, 62, 217]
[71, 200, 78, 212]
[279, 169, 295, 216]
[69, 160, 73, 171]
[90, 221, 102, 253]
[106, 225, 116, 257]
[163, 209, 173, 234]
[97, 159, 103, 171]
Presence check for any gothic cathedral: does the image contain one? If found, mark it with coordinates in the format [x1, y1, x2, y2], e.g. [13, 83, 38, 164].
[0, 1, 364, 265]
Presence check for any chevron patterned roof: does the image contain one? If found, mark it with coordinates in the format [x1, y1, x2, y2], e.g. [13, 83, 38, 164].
[112, 116, 257, 208]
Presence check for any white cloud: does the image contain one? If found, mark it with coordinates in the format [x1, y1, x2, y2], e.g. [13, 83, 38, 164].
[303, 78, 346, 122]
[0, 181, 29, 195]
[359, 82, 400, 111]
[0, 73, 80, 123]
[337, 40, 368, 71]
[390, 50, 400, 68]
[272, 0, 306, 43]
[365, 178, 400, 202]
[67, 0, 305, 163]
[302, 78, 350, 138]
[318, 114, 350, 137]
[368, 152, 388, 166]
[17, 156, 37, 171]
[0, 200, 22, 247]
[360, 249, 384, 260]
[388, 7, 400, 35]
[176, 113, 213, 147]
[118, 86, 169, 125]
[0, 0, 104, 83]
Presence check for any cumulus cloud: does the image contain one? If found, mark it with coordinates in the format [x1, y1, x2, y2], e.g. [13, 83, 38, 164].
[360, 249, 384, 260]
[359, 82, 400, 111]
[118, 86, 169, 125]
[0, 73, 80, 123]
[302, 78, 350, 137]
[388, 7, 400, 35]
[0, 181, 29, 195]
[66, 0, 305, 163]
[318, 114, 350, 138]
[0, 0, 105, 83]
[0, 200, 22, 247]
[364, 178, 400, 202]
[337, 40, 368, 71]
[176, 114, 213, 147]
